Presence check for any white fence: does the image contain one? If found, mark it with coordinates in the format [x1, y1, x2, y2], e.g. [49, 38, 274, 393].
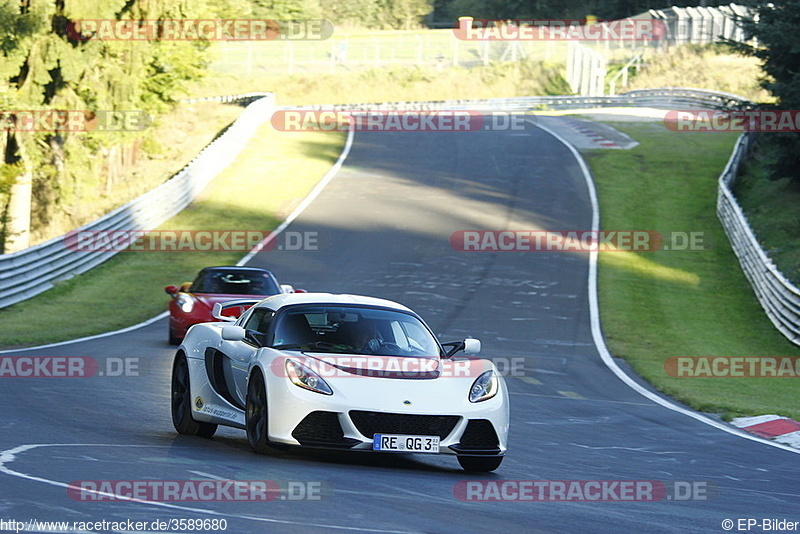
[569, 4, 751, 98]
[647, 4, 750, 46]
[0, 93, 274, 310]
[567, 42, 607, 97]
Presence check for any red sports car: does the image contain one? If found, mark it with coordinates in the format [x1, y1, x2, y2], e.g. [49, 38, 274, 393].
[165, 266, 296, 344]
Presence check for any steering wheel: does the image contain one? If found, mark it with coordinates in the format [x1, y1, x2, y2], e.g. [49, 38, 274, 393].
[374, 342, 406, 355]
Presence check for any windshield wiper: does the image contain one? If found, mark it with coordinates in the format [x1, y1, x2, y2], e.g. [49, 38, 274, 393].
[272, 342, 352, 353]
[272, 343, 308, 350]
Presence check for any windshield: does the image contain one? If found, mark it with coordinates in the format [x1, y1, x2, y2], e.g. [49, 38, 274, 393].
[190, 269, 281, 295]
[271, 306, 441, 357]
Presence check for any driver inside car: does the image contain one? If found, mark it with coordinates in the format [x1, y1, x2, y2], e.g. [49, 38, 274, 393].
[351, 319, 382, 354]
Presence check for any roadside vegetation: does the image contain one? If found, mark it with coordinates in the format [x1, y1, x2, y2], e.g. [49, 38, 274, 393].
[622, 44, 771, 103]
[191, 58, 571, 106]
[0, 124, 346, 347]
[584, 121, 800, 421]
[733, 149, 800, 285]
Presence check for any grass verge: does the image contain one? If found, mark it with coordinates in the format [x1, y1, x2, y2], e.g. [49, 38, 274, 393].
[190, 59, 571, 105]
[625, 44, 771, 103]
[733, 141, 800, 285]
[584, 121, 800, 421]
[0, 124, 346, 348]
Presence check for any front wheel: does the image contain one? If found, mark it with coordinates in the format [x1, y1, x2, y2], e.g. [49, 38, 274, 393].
[246, 369, 274, 454]
[457, 455, 503, 472]
[171, 353, 217, 438]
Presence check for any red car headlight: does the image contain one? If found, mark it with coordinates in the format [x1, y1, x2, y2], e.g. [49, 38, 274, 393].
[176, 294, 194, 313]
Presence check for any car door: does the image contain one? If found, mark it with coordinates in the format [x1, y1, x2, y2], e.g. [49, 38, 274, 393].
[215, 307, 275, 407]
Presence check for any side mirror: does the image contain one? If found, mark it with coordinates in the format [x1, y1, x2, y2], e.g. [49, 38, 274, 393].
[442, 338, 482, 358]
[164, 285, 178, 296]
[212, 299, 263, 322]
[463, 338, 481, 355]
[221, 325, 246, 341]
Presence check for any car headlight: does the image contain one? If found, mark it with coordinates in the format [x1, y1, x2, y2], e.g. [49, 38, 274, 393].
[469, 370, 498, 403]
[286, 359, 333, 395]
[176, 294, 194, 313]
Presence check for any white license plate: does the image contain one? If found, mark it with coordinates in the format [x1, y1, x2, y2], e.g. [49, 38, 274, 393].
[372, 434, 440, 453]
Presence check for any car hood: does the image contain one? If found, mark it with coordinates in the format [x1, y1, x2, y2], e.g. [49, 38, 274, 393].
[279, 353, 494, 381]
[192, 293, 268, 309]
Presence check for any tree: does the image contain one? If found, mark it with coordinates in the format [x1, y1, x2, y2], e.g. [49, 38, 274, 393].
[1, 0, 240, 253]
[380, 0, 433, 29]
[732, 1, 800, 183]
[250, 0, 322, 20]
[0, 0, 49, 252]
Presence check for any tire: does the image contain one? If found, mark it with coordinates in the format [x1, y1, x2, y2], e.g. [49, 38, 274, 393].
[168, 320, 181, 345]
[168, 328, 180, 346]
[171, 353, 217, 438]
[246, 369, 274, 454]
[457, 455, 503, 472]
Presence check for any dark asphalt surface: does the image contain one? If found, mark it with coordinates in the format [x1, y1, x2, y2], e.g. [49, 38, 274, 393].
[1, 123, 798, 534]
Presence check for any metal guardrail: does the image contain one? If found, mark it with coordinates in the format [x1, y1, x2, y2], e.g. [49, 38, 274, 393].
[717, 135, 800, 345]
[289, 87, 751, 112]
[0, 93, 274, 309]
[4, 87, 798, 348]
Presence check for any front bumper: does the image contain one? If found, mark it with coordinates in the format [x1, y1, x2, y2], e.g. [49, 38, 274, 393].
[263, 363, 509, 456]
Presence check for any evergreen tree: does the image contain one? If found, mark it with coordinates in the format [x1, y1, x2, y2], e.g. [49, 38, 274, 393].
[0, 0, 242, 252]
[732, 0, 800, 183]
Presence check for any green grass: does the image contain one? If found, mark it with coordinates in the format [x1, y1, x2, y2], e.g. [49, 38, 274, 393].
[624, 44, 771, 103]
[733, 144, 800, 285]
[584, 121, 800, 421]
[190, 59, 571, 106]
[0, 124, 346, 348]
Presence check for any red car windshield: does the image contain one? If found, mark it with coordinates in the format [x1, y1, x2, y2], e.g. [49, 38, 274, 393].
[189, 270, 281, 295]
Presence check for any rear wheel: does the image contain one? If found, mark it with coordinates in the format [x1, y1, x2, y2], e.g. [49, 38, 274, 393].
[171, 353, 217, 438]
[246, 369, 274, 454]
[457, 455, 503, 472]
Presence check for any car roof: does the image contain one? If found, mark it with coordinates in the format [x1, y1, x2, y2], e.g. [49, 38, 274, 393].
[257, 293, 414, 313]
[198, 266, 275, 275]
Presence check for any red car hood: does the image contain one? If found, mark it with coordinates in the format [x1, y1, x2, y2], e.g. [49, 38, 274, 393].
[191, 293, 269, 317]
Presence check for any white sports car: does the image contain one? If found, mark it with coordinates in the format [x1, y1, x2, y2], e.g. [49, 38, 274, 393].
[171, 293, 509, 472]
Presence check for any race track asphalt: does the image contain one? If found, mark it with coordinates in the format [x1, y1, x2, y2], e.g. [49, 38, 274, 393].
[1, 121, 798, 534]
